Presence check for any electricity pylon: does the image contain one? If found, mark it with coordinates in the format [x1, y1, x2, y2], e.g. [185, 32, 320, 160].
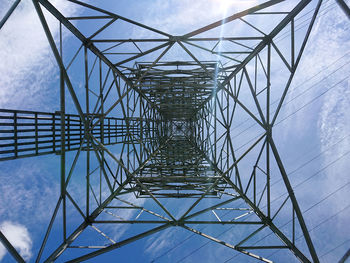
[0, 0, 327, 262]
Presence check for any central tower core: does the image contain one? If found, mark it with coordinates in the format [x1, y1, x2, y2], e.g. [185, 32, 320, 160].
[129, 61, 225, 198]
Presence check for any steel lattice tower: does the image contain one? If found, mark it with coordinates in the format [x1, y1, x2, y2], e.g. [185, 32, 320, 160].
[1, 0, 348, 262]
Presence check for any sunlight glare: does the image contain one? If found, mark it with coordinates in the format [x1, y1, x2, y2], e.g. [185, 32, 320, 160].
[217, 0, 257, 14]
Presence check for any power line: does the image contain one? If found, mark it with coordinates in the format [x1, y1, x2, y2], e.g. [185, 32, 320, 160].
[151, 74, 350, 260]
[225, 182, 350, 262]
[152, 144, 350, 262]
[275, 76, 349, 125]
[275, 0, 336, 42]
[266, 203, 350, 259]
[239, 150, 350, 246]
[230, 0, 336, 65]
[321, 239, 350, 258]
[223, 63, 349, 155]
[230, 56, 350, 141]
[229, 8, 350, 136]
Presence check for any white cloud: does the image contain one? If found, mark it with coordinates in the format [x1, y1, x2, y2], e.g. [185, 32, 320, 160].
[0, 160, 59, 225]
[0, 0, 79, 110]
[132, 0, 262, 37]
[313, 5, 350, 167]
[310, 1, 350, 203]
[144, 227, 176, 257]
[318, 79, 350, 187]
[0, 221, 32, 262]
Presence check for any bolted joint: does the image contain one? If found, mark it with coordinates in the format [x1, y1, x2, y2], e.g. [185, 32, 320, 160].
[83, 39, 93, 48]
[169, 35, 185, 42]
[265, 217, 273, 225]
[263, 35, 272, 44]
[265, 124, 273, 136]
[173, 221, 184, 227]
[85, 216, 93, 225]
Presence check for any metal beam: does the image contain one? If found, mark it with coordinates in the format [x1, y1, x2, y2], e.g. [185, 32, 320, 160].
[182, 225, 273, 263]
[0, 0, 21, 30]
[183, 0, 285, 38]
[339, 248, 350, 263]
[0, 230, 25, 263]
[65, 224, 171, 263]
[336, 0, 350, 19]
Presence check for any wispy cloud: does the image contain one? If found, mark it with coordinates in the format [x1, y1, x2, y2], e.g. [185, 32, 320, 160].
[314, 6, 350, 184]
[144, 227, 177, 258]
[0, 159, 59, 225]
[0, 221, 32, 262]
[0, 0, 79, 110]
[106, 193, 146, 241]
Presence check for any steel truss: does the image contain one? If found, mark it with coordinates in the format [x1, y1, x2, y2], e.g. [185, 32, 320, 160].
[0, 0, 328, 262]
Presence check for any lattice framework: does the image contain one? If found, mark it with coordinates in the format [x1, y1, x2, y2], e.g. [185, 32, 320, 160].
[0, 1, 328, 262]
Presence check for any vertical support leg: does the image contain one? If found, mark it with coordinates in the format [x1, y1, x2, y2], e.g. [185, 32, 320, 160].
[99, 58, 104, 204]
[266, 44, 271, 218]
[59, 22, 66, 241]
[85, 46, 90, 216]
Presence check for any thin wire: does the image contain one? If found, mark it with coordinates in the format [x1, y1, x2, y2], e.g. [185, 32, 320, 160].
[228, 2, 350, 135]
[266, 203, 350, 258]
[320, 239, 350, 258]
[171, 124, 350, 261]
[224, 182, 350, 262]
[274, 0, 336, 42]
[229, 0, 334, 64]
[214, 60, 350, 162]
[225, 150, 350, 261]
[218, 67, 349, 156]
[230, 56, 350, 139]
[153, 147, 350, 262]
[271, 134, 350, 188]
[275, 76, 348, 125]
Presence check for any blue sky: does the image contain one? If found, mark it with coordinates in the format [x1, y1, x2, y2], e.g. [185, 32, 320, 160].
[0, 0, 350, 262]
